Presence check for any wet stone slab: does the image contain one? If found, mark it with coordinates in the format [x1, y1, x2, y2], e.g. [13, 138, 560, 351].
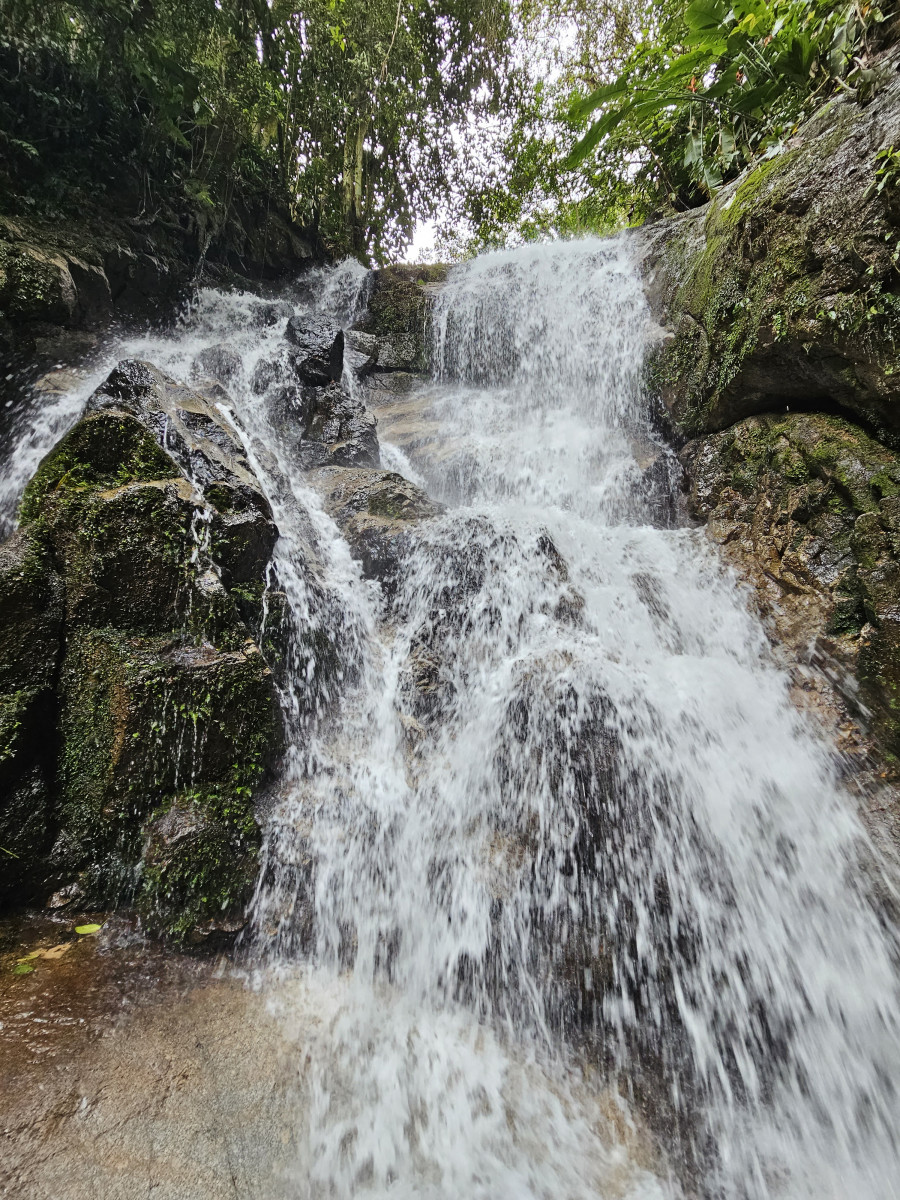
[0, 913, 307, 1200]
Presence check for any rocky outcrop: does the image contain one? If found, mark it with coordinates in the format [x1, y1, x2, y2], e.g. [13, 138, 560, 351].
[681, 413, 900, 755]
[0, 360, 282, 938]
[642, 55, 900, 443]
[0, 203, 315, 405]
[641, 54, 900, 768]
[309, 467, 444, 588]
[350, 264, 448, 379]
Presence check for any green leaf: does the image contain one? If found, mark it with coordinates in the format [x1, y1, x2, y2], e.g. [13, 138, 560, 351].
[685, 0, 726, 34]
[13, 963, 35, 975]
[568, 79, 631, 121]
[75, 923, 103, 935]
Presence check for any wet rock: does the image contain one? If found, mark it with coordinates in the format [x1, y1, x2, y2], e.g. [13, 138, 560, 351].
[285, 316, 344, 384]
[0, 530, 63, 694]
[680, 411, 900, 755]
[301, 382, 380, 469]
[350, 264, 448, 376]
[250, 357, 282, 395]
[0, 240, 78, 324]
[0, 533, 64, 902]
[139, 789, 260, 941]
[2, 360, 286, 933]
[309, 466, 443, 586]
[640, 70, 900, 441]
[344, 329, 379, 378]
[191, 342, 242, 387]
[53, 630, 279, 914]
[83, 358, 258, 489]
[249, 299, 293, 328]
[206, 481, 279, 586]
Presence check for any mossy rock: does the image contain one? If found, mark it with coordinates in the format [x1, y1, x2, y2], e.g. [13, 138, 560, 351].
[354, 264, 448, 374]
[54, 628, 280, 911]
[19, 409, 178, 525]
[0, 241, 78, 324]
[642, 74, 900, 441]
[681, 411, 900, 755]
[1, 358, 287, 932]
[0, 529, 62, 693]
[138, 787, 260, 941]
[309, 465, 444, 590]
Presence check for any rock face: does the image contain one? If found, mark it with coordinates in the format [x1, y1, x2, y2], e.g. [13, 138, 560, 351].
[309, 467, 444, 588]
[350, 264, 448, 376]
[0, 203, 314, 396]
[641, 52, 900, 767]
[682, 413, 900, 754]
[0, 360, 281, 937]
[642, 57, 900, 443]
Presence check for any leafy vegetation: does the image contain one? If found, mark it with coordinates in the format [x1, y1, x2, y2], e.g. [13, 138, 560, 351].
[438, 0, 896, 254]
[1, 0, 897, 260]
[565, 0, 890, 204]
[0, 0, 513, 262]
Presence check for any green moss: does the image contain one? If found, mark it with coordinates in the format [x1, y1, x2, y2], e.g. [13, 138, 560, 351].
[357, 263, 449, 372]
[56, 628, 278, 913]
[137, 783, 261, 941]
[652, 107, 900, 439]
[0, 688, 39, 766]
[19, 411, 177, 525]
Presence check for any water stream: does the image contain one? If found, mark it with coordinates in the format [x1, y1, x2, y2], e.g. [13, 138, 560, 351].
[2, 238, 899, 1198]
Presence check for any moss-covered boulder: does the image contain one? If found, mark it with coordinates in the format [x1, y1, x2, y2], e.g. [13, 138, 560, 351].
[681, 412, 900, 755]
[642, 64, 900, 442]
[352, 264, 448, 375]
[0, 359, 284, 936]
[0, 531, 63, 901]
[54, 630, 278, 926]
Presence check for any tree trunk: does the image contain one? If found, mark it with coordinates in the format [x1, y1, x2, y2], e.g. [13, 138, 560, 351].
[342, 116, 368, 256]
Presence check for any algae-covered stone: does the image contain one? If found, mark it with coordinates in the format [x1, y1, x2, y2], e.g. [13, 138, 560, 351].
[0, 529, 63, 692]
[139, 787, 261, 941]
[84, 359, 263, 491]
[19, 408, 178, 525]
[0, 531, 63, 900]
[641, 70, 900, 441]
[2, 358, 285, 932]
[54, 629, 279, 921]
[681, 412, 900, 755]
[0, 690, 56, 901]
[352, 264, 448, 375]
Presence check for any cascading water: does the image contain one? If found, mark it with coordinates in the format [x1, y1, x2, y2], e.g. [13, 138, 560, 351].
[3, 238, 899, 1199]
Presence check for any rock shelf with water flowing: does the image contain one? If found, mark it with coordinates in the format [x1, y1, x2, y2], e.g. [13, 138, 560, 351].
[0, 242, 899, 1199]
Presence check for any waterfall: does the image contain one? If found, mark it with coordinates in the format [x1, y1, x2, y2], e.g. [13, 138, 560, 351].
[4, 238, 899, 1198]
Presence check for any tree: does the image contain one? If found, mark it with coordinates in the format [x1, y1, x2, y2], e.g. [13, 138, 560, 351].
[0, 0, 515, 262]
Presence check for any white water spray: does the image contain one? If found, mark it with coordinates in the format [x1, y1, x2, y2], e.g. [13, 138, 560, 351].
[3, 241, 898, 1199]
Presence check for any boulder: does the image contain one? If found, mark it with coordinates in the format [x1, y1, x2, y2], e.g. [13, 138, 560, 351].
[191, 343, 243, 387]
[0, 529, 63, 693]
[83, 358, 261, 489]
[350, 264, 448, 376]
[680, 411, 900, 755]
[53, 630, 279, 914]
[640, 65, 900, 442]
[1, 359, 286, 934]
[249, 299, 293, 328]
[300, 383, 380, 469]
[309, 466, 443, 587]
[0, 532, 64, 901]
[140, 789, 260, 941]
[344, 329, 378, 378]
[285, 316, 344, 385]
